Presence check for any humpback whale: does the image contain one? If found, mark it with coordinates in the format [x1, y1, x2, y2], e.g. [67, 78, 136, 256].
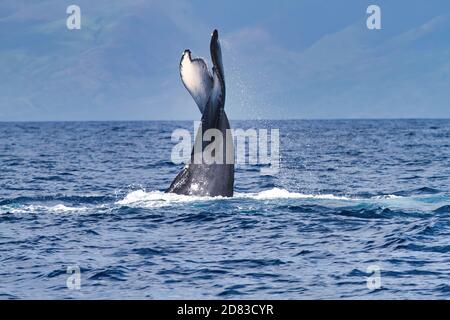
[166, 30, 234, 197]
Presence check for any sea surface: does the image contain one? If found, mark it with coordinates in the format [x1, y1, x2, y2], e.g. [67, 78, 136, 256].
[0, 119, 449, 299]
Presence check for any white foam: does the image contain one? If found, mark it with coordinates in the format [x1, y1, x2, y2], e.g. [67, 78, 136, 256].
[0, 189, 445, 214]
[116, 190, 222, 208]
[115, 188, 353, 208]
[0, 204, 88, 215]
[50, 204, 88, 212]
[372, 195, 403, 200]
[235, 188, 352, 200]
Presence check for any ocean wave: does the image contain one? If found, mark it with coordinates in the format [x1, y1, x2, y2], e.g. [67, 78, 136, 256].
[235, 188, 352, 200]
[123, 187, 442, 203]
[0, 195, 112, 206]
[0, 204, 89, 215]
[1, 188, 447, 215]
[115, 188, 449, 213]
[115, 188, 353, 208]
[116, 190, 222, 208]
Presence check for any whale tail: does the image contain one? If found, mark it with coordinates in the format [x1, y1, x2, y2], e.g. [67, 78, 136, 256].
[167, 30, 234, 197]
[179, 29, 226, 131]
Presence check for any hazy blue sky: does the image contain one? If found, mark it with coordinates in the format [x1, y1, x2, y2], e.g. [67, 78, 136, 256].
[1, 0, 449, 120]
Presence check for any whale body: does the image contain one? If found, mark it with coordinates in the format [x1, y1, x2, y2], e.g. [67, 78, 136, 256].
[166, 30, 234, 197]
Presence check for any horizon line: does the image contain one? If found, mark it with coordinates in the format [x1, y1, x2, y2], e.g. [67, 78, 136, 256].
[1, 117, 450, 123]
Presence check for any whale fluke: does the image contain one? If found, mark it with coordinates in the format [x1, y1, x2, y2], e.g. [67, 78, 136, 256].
[166, 29, 234, 197]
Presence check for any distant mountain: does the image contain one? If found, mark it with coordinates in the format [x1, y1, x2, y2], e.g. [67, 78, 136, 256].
[0, 1, 449, 120]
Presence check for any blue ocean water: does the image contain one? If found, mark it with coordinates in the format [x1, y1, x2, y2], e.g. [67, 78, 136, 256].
[0, 119, 449, 299]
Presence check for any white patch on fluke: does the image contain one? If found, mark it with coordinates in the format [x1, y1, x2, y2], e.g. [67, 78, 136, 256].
[180, 51, 213, 113]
